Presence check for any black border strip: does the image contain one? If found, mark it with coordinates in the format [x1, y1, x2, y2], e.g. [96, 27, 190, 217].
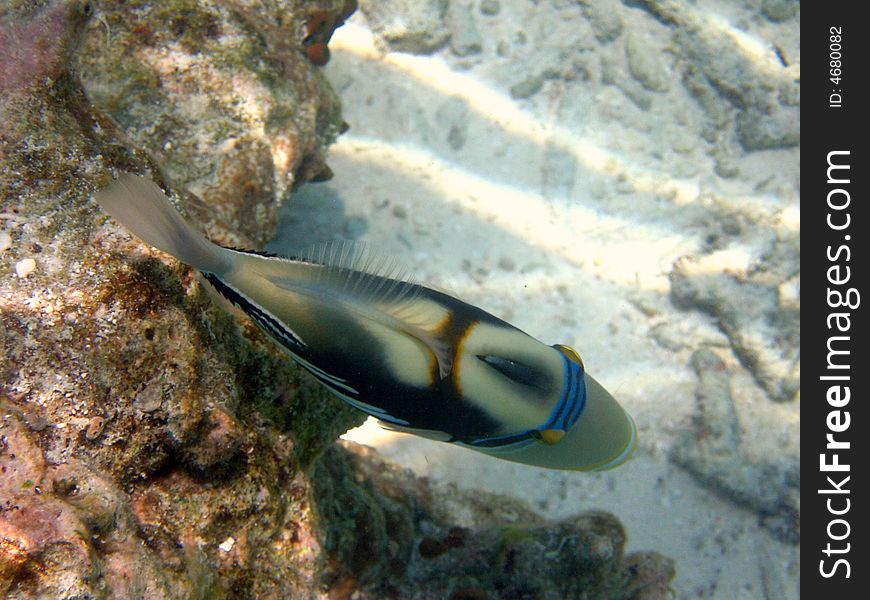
[804, 4, 866, 596]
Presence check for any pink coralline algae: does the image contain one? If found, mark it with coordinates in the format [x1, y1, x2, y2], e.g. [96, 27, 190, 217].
[0, 2, 92, 95]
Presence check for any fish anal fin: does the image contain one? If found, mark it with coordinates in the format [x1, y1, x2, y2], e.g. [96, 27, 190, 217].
[378, 421, 453, 442]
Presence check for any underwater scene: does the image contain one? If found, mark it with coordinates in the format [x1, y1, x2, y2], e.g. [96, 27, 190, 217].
[1, 1, 798, 599]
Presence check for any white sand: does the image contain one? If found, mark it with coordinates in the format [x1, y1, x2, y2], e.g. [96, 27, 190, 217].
[273, 3, 799, 597]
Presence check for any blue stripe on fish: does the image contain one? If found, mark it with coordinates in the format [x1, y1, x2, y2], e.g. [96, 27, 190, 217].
[542, 352, 586, 432]
[565, 368, 587, 429]
[463, 352, 587, 449]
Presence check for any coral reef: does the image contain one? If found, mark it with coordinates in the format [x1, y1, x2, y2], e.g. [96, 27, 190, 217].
[315, 443, 676, 599]
[2, 2, 674, 598]
[0, 1, 92, 95]
[0, 1, 354, 597]
[74, 0, 351, 246]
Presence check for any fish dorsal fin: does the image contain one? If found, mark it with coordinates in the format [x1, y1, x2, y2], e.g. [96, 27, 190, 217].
[285, 240, 456, 378]
[297, 240, 421, 305]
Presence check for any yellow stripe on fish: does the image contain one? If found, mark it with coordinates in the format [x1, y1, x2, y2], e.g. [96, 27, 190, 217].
[93, 173, 637, 471]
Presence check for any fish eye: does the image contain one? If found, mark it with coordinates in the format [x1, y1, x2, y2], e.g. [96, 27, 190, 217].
[554, 344, 585, 369]
[477, 355, 550, 390]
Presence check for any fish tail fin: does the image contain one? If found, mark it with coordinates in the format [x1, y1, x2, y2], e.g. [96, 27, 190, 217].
[94, 173, 229, 274]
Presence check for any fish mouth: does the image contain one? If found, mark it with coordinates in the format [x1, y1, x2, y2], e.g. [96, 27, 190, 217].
[459, 372, 637, 471]
[588, 412, 637, 472]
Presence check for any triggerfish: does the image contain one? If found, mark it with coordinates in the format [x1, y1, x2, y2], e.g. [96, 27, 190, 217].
[94, 174, 637, 471]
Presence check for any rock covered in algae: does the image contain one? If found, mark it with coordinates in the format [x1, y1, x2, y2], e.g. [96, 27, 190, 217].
[1, 1, 357, 597]
[75, 0, 350, 247]
[1, 2, 674, 598]
[314, 442, 676, 600]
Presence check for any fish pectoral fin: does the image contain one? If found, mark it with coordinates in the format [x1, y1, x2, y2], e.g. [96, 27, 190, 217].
[377, 421, 453, 442]
[398, 322, 454, 379]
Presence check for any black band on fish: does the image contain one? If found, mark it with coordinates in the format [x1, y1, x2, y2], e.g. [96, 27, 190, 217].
[461, 351, 587, 449]
[202, 272, 307, 351]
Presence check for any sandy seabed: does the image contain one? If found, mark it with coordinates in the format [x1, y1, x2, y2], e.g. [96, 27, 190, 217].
[271, 2, 800, 598]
